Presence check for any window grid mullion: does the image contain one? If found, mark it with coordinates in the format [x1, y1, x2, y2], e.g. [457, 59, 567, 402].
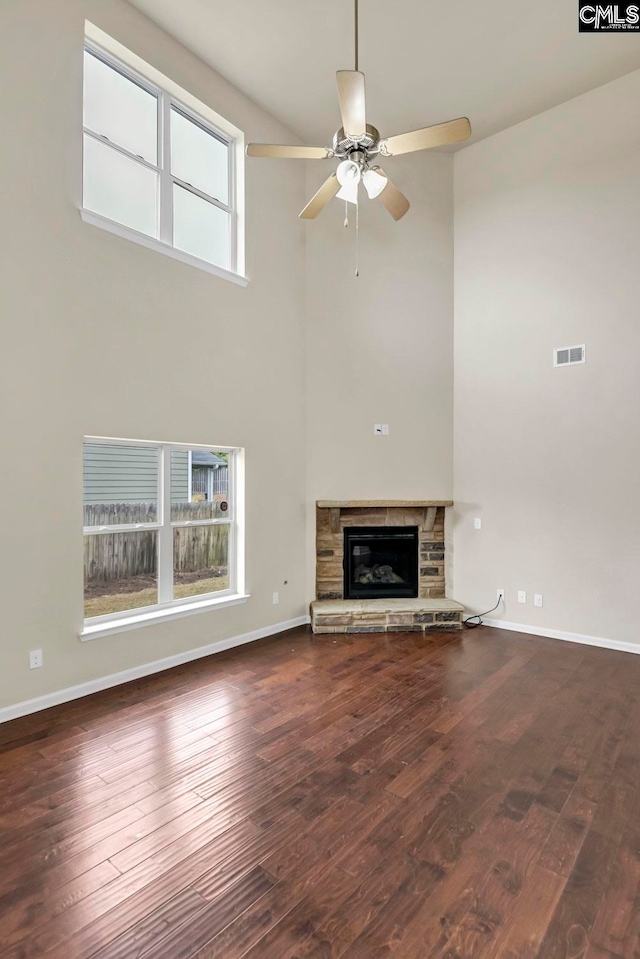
[159, 92, 173, 246]
[171, 519, 232, 529]
[171, 176, 232, 214]
[82, 127, 160, 173]
[228, 131, 237, 275]
[84, 523, 162, 535]
[227, 451, 237, 593]
[157, 445, 174, 604]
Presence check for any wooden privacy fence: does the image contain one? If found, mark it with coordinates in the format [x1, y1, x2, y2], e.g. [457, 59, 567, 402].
[84, 503, 229, 583]
[84, 528, 157, 583]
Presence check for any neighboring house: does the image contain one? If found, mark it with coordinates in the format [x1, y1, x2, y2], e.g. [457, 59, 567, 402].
[189, 450, 228, 501]
[83, 444, 228, 505]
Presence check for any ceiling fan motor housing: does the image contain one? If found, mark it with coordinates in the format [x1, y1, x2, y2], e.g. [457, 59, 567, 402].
[333, 124, 380, 159]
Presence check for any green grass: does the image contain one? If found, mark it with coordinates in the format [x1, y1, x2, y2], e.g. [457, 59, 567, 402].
[84, 575, 230, 619]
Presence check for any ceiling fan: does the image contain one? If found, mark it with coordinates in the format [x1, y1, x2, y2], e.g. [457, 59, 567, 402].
[246, 0, 472, 222]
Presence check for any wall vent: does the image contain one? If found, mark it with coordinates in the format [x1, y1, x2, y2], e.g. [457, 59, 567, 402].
[554, 344, 586, 367]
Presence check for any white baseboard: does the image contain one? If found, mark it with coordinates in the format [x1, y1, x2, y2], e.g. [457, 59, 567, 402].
[480, 617, 640, 657]
[0, 615, 311, 725]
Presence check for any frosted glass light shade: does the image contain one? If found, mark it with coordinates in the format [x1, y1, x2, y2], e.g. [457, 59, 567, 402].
[336, 182, 359, 204]
[336, 159, 360, 205]
[363, 168, 388, 199]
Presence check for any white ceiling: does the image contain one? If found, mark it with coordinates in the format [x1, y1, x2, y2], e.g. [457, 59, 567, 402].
[127, 0, 640, 148]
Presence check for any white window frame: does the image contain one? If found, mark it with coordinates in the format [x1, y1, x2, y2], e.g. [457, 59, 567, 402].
[81, 437, 246, 640]
[187, 449, 194, 503]
[81, 23, 247, 287]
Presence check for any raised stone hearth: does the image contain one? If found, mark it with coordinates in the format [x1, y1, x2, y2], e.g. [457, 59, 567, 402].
[313, 500, 463, 634]
[311, 598, 464, 634]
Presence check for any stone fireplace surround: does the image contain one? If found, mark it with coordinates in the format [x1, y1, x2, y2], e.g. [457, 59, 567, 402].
[311, 501, 463, 634]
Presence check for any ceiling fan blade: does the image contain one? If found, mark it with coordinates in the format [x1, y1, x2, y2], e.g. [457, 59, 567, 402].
[376, 169, 410, 221]
[246, 144, 332, 159]
[299, 174, 340, 219]
[380, 117, 471, 156]
[336, 71, 366, 139]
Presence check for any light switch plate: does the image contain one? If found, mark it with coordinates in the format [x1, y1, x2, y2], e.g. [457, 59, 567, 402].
[474, 517, 482, 530]
[534, 594, 543, 607]
[373, 424, 389, 435]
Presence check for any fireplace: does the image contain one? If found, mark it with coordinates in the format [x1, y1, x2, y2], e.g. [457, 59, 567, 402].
[344, 526, 419, 600]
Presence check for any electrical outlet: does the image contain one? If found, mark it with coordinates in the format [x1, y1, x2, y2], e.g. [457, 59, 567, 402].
[517, 590, 527, 604]
[29, 649, 43, 669]
[272, 592, 279, 605]
[473, 517, 482, 530]
[534, 594, 543, 608]
[497, 589, 505, 604]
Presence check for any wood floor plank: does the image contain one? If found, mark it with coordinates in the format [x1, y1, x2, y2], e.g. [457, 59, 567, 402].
[535, 696, 640, 959]
[91, 887, 208, 959]
[584, 825, 640, 959]
[142, 868, 274, 959]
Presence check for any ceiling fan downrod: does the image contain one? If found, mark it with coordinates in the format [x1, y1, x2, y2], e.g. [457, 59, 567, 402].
[354, 0, 359, 72]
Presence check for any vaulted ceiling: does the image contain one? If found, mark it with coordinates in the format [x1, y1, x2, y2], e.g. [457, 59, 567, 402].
[128, 0, 640, 148]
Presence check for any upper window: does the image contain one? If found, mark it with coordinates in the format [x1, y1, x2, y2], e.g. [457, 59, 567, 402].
[83, 439, 243, 626]
[82, 39, 243, 279]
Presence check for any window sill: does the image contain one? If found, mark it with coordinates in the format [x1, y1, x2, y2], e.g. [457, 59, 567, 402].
[80, 592, 250, 641]
[80, 209, 249, 288]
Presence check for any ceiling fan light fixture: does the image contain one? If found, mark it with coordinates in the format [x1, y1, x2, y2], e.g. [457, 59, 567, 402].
[362, 167, 387, 199]
[336, 158, 361, 204]
[336, 158, 361, 185]
[336, 182, 359, 204]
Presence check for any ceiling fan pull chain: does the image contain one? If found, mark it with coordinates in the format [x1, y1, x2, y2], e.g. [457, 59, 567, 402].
[355, 200, 359, 277]
[344, 201, 349, 228]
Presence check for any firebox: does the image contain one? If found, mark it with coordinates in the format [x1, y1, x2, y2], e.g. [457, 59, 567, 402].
[343, 526, 419, 600]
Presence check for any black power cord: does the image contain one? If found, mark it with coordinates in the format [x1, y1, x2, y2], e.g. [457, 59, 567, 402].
[464, 595, 503, 629]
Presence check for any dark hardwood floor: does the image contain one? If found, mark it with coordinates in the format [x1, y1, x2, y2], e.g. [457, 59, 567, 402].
[1, 625, 639, 958]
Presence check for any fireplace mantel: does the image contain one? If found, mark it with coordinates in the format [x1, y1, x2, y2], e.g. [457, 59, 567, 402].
[317, 500, 453, 508]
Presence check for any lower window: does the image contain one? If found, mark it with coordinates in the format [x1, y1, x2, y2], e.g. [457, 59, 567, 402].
[83, 439, 241, 623]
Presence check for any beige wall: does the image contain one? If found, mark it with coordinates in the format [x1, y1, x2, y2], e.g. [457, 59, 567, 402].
[304, 153, 455, 598]
[453, 69, 640, 644]
[0, 0, 308, 710]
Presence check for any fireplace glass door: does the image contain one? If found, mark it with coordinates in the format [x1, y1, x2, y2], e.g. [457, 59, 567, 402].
[343, 526, 419, 599]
